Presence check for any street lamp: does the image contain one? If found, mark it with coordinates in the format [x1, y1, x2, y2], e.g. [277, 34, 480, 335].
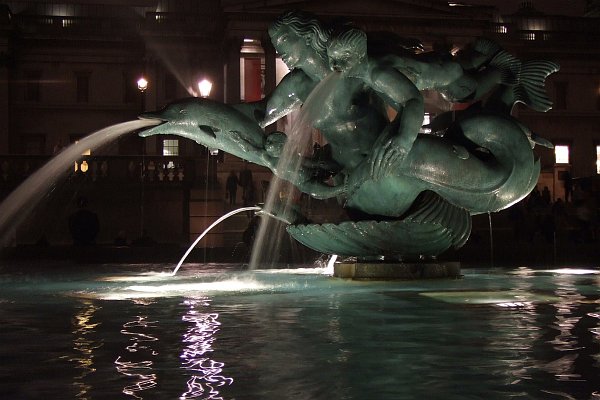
[198, 78, 217, 155]
[137, 77, 148, 92]
[137, 76, 148, 112]
[137, 76, 148, 237]
[198, 79, 212, 98]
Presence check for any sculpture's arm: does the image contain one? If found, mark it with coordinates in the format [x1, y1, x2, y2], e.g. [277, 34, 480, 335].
[300, 158, 341, 172]
[455, 38, 502, 71]
[229, 69, 316, 128]
[260, 152, 344, 199]
[367, 64, 424, 178]
[380, 54, 463, 90]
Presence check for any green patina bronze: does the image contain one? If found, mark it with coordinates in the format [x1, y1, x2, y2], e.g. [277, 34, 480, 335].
[139, 10, 559, 259]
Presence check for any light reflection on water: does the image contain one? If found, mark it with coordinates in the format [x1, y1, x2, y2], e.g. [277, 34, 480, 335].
[0, 264, 599, 399]
[180, 299, 233, 399]
[70, 300, 101, 399]
[116, 314, 159, 398]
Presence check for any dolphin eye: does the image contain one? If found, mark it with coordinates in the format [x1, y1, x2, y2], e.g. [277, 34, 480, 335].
[179, 109, 187, 115]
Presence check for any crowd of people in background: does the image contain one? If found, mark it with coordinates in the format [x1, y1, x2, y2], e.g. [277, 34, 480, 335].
[508, 182, 598, 244]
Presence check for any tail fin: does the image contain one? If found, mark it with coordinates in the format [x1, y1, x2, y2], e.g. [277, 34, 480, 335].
[513, 60, 560, 112]
[489, 50, 521, 85]
[473, 37, 502, 56]
[489, 55, 560, 112]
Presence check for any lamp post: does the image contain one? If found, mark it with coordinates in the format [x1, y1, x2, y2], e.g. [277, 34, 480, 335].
[198, 79, 212, 98]
[137, 76, 148, 238]
[198, 79, 218, 156]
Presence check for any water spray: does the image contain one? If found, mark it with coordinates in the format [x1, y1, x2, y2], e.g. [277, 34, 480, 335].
[172, 206, 261, 276]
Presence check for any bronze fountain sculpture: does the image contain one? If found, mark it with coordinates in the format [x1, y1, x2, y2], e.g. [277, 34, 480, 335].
[139, 11, 559, 261]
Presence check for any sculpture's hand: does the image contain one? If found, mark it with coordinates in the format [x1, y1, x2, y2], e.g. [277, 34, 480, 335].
[382, 138, 408, 175]
[367, 118, 408, 180]
[368, 138, 408, 180]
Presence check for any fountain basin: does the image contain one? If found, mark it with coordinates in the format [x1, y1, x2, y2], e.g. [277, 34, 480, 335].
[333, 260, 461, 280]
[0, 262, 598, 400]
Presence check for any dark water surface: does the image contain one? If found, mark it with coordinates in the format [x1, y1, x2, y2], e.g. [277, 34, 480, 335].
[1, 263, 599, 399]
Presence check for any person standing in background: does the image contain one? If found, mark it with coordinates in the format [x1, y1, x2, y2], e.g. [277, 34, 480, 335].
[226, 170, 239, 205]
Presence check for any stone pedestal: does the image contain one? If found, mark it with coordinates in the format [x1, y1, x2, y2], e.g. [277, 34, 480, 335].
[333, 260, 461, 280]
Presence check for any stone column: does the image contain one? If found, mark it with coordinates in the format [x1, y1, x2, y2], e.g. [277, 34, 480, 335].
[262, 33, 277, 97]
[224, 36, 243, 104]
[0, 34, 9, 154]
[0, 63, 8, 154]
[262, 33, 277, 133]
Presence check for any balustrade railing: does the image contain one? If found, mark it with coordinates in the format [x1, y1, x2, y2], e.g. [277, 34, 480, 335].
[0, 155, 207, 194]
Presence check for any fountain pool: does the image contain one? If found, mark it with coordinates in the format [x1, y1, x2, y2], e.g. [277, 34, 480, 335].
[1, 263, 599, 399]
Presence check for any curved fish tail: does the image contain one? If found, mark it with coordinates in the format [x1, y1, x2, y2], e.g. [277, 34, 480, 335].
[489, 50, 521, 85]
[513, 60, 560, 112]
[487, 55, 560, 113]
[472, 37, 503, 57]
[404, 191, 472, 249]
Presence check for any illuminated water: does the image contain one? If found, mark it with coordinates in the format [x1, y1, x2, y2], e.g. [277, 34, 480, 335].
[250, 73, 340, 269]
[1, 263, 599, 399]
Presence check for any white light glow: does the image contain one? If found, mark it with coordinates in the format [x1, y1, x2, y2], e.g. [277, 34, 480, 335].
[127, 280, 267, 293]
[555, 145, 569, 164]
[325, 255, 338, 276]
[137, 77, 148, 92]
[100, 272, 175, 282]
[496, 301, 532, 308]
[78, 278, 272, 301]
[420, 290, 558, 305]
[198, 79, 212, 98]
[544, 268, 599, 275]
[254, 267, 327, 275]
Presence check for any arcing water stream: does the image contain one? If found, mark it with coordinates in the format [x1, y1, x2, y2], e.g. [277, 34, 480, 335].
[0, 119, 160, 246]
[172, 206, 261, 276]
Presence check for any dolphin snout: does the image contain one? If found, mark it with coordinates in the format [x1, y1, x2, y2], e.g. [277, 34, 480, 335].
[138, 112, 168, 137]
[138, 111, 165, 121]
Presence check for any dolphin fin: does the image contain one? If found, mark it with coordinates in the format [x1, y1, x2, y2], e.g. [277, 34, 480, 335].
[531, 133, 554, 149]
[198, 125, 218, 138]
[514, 119, 554, 150]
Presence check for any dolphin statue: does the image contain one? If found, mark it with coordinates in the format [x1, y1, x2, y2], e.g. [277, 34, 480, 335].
[139, 97, 269, 168]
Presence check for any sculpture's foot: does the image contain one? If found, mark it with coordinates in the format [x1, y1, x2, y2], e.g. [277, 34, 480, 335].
[333, 259, 461, 280]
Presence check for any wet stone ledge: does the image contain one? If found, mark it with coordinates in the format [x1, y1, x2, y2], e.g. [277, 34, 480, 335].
[333, 261, 461, 280]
